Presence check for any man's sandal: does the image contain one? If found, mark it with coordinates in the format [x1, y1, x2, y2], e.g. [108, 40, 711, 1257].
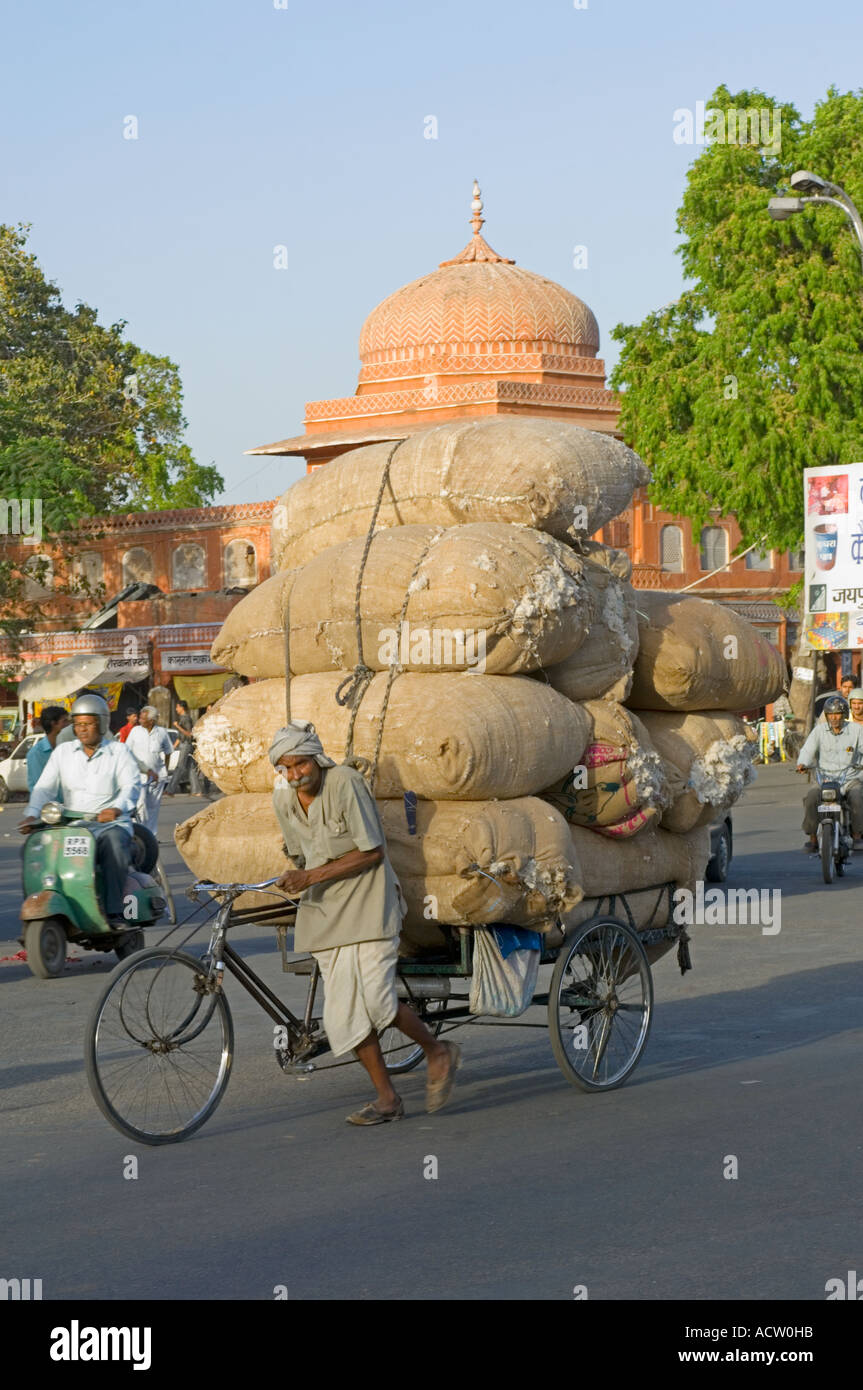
[345, 1099, 404, 1126]
[426, 1041, 462, 1114]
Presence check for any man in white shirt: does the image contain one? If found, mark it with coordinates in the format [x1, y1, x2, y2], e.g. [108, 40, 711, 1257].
[126, 706, 174, 835]
[19, 694, 141, 927]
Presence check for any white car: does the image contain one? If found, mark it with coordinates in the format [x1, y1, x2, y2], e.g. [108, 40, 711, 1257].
[0, 734, 42, 803]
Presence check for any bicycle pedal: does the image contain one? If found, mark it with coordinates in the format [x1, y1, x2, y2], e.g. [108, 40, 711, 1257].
[276, 1052, 316, 1076]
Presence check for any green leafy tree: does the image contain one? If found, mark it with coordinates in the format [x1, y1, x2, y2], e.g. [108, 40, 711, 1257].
[610, 85, 863, 554]
[0, 224, 223, 669]
[0, 222, 222, 519]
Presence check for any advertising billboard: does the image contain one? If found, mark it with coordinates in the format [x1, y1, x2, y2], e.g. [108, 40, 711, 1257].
[803, 464, 863, 650]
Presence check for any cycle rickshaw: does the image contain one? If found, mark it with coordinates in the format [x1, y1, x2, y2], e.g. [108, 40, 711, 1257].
[84, 873, 689, 1145]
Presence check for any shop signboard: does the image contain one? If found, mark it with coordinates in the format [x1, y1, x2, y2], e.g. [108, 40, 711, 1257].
[161, 650, 224, 674]
[803, 464, 863, 650]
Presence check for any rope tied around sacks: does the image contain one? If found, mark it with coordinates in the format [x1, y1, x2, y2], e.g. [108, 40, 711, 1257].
[281, 436, 437, 794]
[334, 438, 407, 780]
[276, 434, 443, 794]
[340, 520, 444, 792]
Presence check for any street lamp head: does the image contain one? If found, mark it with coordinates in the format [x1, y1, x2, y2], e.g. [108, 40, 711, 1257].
[768, 196, 806, 221]
[790, 169, 828, 195]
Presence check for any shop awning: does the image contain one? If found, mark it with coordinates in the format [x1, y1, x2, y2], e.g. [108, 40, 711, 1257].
[19, 654, 114, 702]
[18, 650, 151, 701]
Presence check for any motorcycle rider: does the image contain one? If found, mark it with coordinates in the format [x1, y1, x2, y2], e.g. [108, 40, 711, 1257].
[796, 695, 863, 852]
[18, 693, 141, 927]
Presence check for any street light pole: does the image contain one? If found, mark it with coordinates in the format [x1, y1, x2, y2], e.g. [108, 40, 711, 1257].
[767, 170, 863, 735]
[768, 169, 863, 270]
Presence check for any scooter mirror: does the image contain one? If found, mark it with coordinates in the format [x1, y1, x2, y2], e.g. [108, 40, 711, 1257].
[40, 802, 64, 824]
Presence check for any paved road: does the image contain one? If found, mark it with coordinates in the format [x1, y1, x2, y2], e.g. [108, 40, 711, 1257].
[1, 770, 861, 1301]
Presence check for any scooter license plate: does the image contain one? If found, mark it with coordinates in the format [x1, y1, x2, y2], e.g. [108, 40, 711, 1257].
[817, 804, 841, 813]
[63, 835, 91, 857]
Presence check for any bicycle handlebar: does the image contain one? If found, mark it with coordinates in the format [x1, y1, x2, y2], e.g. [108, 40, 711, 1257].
[189, 876, 299, 902]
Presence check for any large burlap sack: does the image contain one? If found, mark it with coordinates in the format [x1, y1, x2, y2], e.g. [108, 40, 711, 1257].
[567, 823, 705, 899]
[210, 566, 300, 680]
[173, 793, 298, 915]
[174, 793, 581, 951]
[211, 523, 592, 679]
[543, 563, 639, 703]
[637, 710, 756, 833]
[542, 700, 676, 836]
[193, 673, 591, 800]
[564, 825, 710, 969]
[573, 538, 633, 580]
[628, 592, 787, 712]
[271, 418, 650, 570]
[379, 797, 582, 932]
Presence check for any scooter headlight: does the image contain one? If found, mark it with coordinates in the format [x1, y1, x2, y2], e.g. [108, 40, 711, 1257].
[822, 788, 837, 802]
[40, 802, 64, 824]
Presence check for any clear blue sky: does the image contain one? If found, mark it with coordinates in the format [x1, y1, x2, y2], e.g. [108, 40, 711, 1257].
[2, 0, 860, 504]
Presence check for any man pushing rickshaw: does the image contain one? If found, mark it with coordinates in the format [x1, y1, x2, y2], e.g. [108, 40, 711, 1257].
[267, 721, 461, 1125]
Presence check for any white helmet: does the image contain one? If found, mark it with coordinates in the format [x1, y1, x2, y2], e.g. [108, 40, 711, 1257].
[70, 692, 110, 736]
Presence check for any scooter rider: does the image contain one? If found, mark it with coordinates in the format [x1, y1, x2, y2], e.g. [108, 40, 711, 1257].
[18, 693, 141, 928]
[797, 695, 863, 852]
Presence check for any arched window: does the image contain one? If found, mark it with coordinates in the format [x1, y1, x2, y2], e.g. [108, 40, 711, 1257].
[745, 547, 772, 571]
[122, 547, 154, 585]
[23, 554, 54, 598]
[74, 550, 104, 590]
[224, 539, 258, 588]
[172, 542, 206, 590]
[700, 527, 728, 571]
[660, 525, 684, 573]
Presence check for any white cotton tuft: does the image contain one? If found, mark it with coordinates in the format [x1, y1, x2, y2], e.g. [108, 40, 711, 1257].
[688, 735, 756, 806]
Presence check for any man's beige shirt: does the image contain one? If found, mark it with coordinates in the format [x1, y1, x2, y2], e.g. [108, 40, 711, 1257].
[272, 764, 405, 952]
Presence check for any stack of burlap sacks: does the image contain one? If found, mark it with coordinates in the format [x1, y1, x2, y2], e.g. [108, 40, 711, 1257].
[175, 418, 785, 965]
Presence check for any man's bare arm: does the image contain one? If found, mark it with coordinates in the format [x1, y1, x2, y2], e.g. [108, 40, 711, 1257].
[276, 846, 382, 894]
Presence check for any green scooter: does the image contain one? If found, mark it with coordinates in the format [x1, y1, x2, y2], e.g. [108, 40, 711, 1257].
[19, 802, 171, 979]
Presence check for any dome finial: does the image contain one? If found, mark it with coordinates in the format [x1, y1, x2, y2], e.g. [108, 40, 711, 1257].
[471, 179, 484, 236]
[439, 181, 515, 267]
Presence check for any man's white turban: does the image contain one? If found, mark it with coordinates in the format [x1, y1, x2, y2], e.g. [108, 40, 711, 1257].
[268, 720, 336, 769]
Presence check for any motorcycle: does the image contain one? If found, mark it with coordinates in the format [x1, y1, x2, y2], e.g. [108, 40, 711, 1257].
[18, 803, 172, 979]
[815, 769, 855, 884]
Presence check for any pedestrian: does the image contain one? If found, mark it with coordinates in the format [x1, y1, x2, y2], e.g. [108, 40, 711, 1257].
[166, 699, 203, 795]
[269, 720, 461, 1125]
[126, 706, 173, 834]
[117, 709, 139, 742]
[26, 706, 71, 792]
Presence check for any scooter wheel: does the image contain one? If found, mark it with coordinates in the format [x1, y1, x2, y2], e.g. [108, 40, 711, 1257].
[24, 917, 67, 978]
[131, 825, 158, 874]
[114, 930, 145, 961]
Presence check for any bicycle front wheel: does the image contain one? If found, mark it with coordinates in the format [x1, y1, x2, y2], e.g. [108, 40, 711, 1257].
[85, 947, 234, 1145]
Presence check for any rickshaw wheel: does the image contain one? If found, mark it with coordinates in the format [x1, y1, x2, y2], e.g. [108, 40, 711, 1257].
[379, 999, 447, 1073]
[548, 916, 652, 1093]
[24, 917, 67, 978]
[85, 948, 233, 1145]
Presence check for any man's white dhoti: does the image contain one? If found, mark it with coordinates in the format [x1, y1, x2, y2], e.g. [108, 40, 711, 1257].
[313, 934, 400, 1057]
